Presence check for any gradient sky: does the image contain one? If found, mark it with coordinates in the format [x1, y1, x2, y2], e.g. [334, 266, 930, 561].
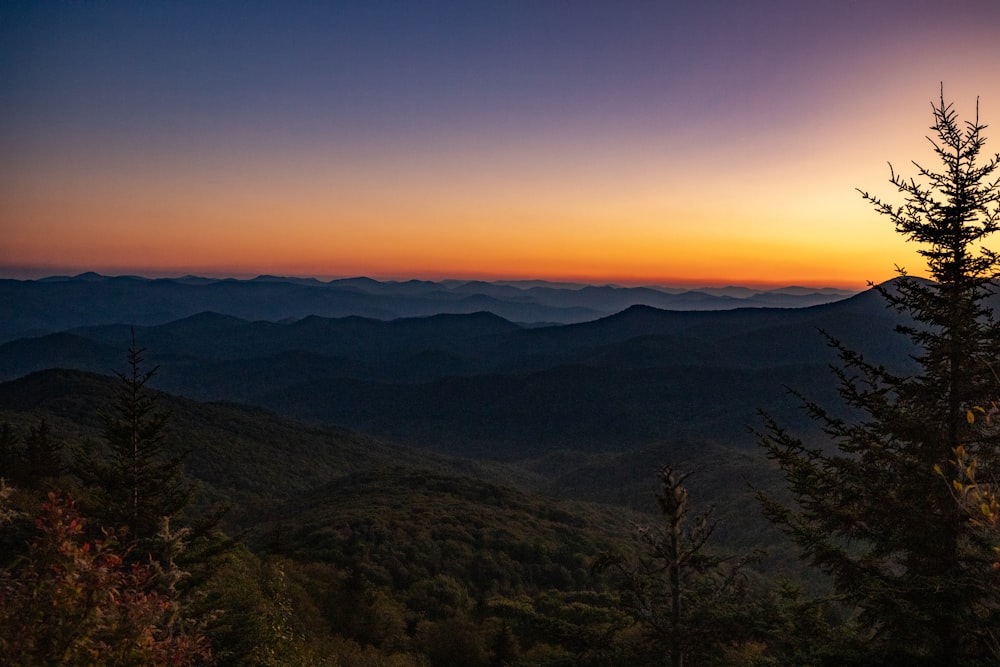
[2, 1, 1000, 287]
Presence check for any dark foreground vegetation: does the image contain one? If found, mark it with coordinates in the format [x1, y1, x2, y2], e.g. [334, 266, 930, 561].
[1, 364, 821, 666]
[3, 92, 1000, 666]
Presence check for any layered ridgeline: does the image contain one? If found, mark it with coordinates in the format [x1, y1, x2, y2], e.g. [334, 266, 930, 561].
[0, 273, 855, 342]
[0, 278, 913, 664]
[0, 347, 849, 664]
[1, 280, 910, 461]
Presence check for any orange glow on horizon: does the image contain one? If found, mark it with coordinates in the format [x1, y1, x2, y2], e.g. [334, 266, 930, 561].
[3, 3, 998, 292]
[0, 72, 981, 293]
[1, 127, 924, 291]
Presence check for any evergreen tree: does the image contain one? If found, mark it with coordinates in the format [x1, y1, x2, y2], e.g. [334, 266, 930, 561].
[596, 467, 755, 667]
[758, 90, 1000, 665]
[76, 336, 193, 547]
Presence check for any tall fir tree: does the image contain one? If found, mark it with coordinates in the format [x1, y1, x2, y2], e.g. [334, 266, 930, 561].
[76, 335, 193, 548]
[596, 467, 756, 667]
[758, 90, 1000, 665]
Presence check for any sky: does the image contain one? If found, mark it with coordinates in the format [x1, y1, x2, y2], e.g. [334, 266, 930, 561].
[2, 1, 1000, 288]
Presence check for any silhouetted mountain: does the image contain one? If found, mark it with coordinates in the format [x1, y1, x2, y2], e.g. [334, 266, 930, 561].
[0, 282, 911, 461]
[0, 332, 123, 380]
[0, 273, 856, 342]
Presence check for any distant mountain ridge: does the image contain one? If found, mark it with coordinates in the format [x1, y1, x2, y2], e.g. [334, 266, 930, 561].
[0, 283, 911, 459]
[0, 272, 857, 343]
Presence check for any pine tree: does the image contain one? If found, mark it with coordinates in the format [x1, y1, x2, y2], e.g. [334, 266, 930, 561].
[758, 90, 1000, 665]
[77, 336, 193, 548]
[596, 467, 755, 667]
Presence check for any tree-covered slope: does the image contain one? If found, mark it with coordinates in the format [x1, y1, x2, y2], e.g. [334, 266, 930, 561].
[0, 369, 531, 527]
[0, 348, 824, 665]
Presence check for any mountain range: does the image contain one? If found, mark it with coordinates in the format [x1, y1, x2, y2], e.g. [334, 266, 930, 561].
[0, 273, 857, 343]
[4, 268, 992, 661]
[0, 274, 910, 464]
[0, 271, 926, 588]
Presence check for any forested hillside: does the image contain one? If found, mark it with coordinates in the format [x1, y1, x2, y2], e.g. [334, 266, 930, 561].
[0, 368, 820, 665]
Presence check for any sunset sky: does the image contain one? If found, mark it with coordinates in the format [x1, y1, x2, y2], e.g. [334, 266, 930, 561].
[3, 1, 1000, 288]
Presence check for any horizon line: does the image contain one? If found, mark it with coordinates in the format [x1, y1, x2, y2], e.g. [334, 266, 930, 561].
[0, 265, 873, 291]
